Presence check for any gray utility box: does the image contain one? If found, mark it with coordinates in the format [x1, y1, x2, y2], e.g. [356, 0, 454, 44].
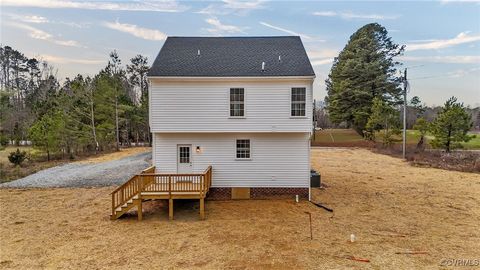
[310, 170, 321, 187]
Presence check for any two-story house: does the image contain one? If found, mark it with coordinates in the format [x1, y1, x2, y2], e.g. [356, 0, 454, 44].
[147, 36, 315, 201]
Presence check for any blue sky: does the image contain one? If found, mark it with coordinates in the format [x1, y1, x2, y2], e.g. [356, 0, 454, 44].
[1, 0, 479, 107]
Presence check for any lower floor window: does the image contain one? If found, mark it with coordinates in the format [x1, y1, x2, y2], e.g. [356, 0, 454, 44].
[236, 139, 250, 159]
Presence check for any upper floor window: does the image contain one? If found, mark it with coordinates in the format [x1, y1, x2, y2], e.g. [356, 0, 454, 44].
[291, 87, 306, 117]
[230, 88, 245, 117]
[236, 139, 251, 159]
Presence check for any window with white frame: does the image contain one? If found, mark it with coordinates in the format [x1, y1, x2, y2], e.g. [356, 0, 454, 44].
[236, 139, 250, 159]
[230, 88, 245, 117]
[291, 87, 306, 117]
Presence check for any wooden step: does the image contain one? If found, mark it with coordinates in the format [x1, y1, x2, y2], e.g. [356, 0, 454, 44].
[111, 199, 141, 220]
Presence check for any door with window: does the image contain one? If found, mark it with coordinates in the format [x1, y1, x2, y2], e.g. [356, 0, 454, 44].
[177, 145, 192, 173]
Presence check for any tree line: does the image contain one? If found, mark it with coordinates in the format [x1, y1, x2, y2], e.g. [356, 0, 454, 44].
[0, 45, 150, 160]
[324, 23, 476, 152]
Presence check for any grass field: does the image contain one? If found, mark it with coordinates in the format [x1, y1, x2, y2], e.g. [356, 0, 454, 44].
[1, 148, 478, 269]
[312, 129, 480, 149]
[311, 129, 372, 147]
[0, 146, 66, 183]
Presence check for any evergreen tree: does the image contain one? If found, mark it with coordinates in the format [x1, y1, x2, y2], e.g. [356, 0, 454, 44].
[430, 97, 474, 152]
[413, 117, 429, 151]
[29, 110, 64, 161]
[410, 96, 426, 117]
[365, 97, 401, 146]
[127, 55, 150, 145]
[326, 23, 405, 135]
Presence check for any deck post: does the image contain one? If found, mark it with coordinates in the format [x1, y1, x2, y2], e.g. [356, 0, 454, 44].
[169, 198, 174, 220]
[111, 193, 115, 218]
[137, 198, 143, 221]
[199, 198, 205, 220]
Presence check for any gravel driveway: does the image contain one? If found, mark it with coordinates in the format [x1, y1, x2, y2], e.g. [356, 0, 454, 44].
[1, 152, 151, 188]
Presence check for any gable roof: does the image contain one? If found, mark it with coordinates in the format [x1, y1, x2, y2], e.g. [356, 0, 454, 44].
[148, 36, 315, 77]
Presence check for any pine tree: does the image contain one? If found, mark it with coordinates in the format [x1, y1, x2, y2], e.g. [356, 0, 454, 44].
[29, 110, 64, 161]
[430, 97, 474, 152]
[127, 55, 150, 145]
[365, 97, 401, 146]
[326, 23, 404, 135]
[413, 117, 429, 151]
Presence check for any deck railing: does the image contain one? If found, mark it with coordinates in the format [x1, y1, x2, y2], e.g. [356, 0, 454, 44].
[111, 166, 212, 216]
[141, 165, 212, 196]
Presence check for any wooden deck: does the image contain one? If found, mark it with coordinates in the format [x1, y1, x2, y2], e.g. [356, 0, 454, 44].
[111, 166, 212, 220]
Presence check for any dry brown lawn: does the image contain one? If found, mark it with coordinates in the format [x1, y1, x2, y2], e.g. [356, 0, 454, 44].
[75, 147, 150, 164]
[1, 148, 479, 269]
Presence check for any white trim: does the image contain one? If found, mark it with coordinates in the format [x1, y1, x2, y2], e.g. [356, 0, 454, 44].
[234, 138, 252, 161]
[152, 133, 156, 170]
[229, 87, 247, 118]
[308, 135, 311, 201]
[290, 87, 307, 117]
[148, 80, 152, 127]
[176, 144, 193, 173]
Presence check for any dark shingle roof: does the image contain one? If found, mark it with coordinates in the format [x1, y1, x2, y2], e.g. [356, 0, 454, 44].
[148, 36, 315, 77]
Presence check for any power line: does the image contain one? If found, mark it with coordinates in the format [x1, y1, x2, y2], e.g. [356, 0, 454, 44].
[402, 68, 407, 159]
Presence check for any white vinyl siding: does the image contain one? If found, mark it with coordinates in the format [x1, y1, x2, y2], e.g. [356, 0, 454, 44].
[153, 132, 310, 188]
[149, 79, 313, 133]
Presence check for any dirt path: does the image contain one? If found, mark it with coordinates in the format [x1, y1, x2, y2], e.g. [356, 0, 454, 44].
[0, 148, 479, 269]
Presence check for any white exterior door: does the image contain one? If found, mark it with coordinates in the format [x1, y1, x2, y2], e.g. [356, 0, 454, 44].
[177, 145, 192, 173]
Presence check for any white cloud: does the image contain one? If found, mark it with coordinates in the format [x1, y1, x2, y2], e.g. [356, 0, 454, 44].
[11, 23, 52, 40]
[447, 67, 480, 78]
[205, 17, 247, 35]
[39, 54, 104, 65]
[399, 55, 480, 64]
[7, 14, 49, 23]
[440, 0, 480, 4]
[196, 0, 265, 15]
[307, 49, 339, 66]
[196, 4, 227, 15]
[103, 21, 167, 41]
[313, 11, 399, 20]
[341, 12, 399, 20]
[1, 0, 188, 12]
[307, 49, 338, 59]
[312, 11, 337, 17]
[311, 58, 335, 66]
[6, 12, 91, 28]
[222, 0, 266, 10]
[8, 22, 84, 47]
[58, 21, 90, 28]
[259, 21, 311, 39]
[406, 32, 480, 51]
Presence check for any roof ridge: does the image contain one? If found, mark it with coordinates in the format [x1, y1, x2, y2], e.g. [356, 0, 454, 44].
[167, 36, 301, 39]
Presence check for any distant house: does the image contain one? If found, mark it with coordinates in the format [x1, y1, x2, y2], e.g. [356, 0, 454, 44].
[147, 36, 315, 200]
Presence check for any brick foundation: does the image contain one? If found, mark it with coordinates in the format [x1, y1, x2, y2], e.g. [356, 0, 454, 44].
[207, 187, 309, 200]
[251, 187, 309, 200]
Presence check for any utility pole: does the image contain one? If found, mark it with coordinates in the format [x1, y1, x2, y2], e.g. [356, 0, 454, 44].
[402, 68, 407, 159]
[313, 99, 317, 141]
